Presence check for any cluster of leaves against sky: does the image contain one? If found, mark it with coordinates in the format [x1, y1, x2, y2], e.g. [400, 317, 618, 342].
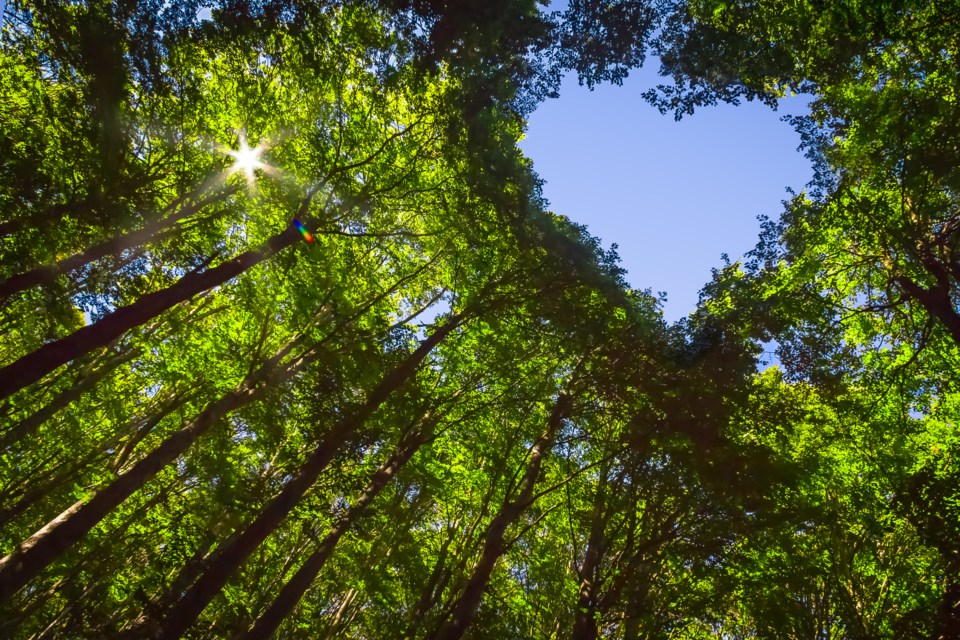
[0, 1, 959, 638]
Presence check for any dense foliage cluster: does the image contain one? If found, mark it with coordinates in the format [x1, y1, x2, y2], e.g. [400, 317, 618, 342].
[0, 1, 958, 638]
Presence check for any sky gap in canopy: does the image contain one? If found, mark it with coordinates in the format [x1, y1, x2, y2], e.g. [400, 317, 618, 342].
[520, 60, 813, 322]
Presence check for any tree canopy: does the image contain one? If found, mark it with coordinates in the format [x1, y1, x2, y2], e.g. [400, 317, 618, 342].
[1, 0, 958, 638]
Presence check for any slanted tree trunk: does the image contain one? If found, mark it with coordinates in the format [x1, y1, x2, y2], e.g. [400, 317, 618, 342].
[896, 276, 960, 347]
[0, 195, 312, 401]
[0, 332, 314, 601]
[0, 474, 184, 637]
[0, 185, 239, 301]
[0, 384, 174, 507]
[109, 391, 193, 473]
[322, 588, 358, 640]
[0, 256, 453, 600]
[0, 346, 139, 450]
[430, 393, 571, 640]
[141, 315, 464, 640]
[0, 389, 188, 529]
[402, 517, 462, 640]
[242, 422, 432, 639]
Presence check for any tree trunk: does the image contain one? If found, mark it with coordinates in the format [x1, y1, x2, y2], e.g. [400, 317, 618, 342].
[896, 276, 960, 347]
[0, 335, 313, 602]
[322, 588, 357, 640]
[110, 392, 192, 472]
[934, 578, 960, 640]
[144, 315, 463, 640]
[0, 390, 187, 529]
[0, 347, 138, 450]
[402, 518, 462, 640]
[431, 393, 571, 640]
[123, 532, 223, 634]
[0, 258, 454, 600]
[0, 185, 239, 301]
[0, 476, 184, 637]
[242, 424, 430, 639]
[0, 212, 304, 401]
[572, 463, 609, 640]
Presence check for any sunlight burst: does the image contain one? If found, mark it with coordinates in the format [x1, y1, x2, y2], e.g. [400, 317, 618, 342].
[228, 136, 265, 182]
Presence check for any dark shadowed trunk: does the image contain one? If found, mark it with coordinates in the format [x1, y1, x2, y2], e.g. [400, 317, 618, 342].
[0, 389, 186, 512]
[110, 392, 193, 472]
[402, 517, 462, 640]
[0, 390, 188, 529]
[0, 200, 310, 401]
[0, 333, 315, 602]
[430, 393, 571, 640]
[0, 256, 455, 600]
[934, 578, 960, 640]
[0, 473, 184, 637]
[896, 274, 960, 347]
[0, 347, 138, 450]
[141, 315, 463, 640]
[242, 424, 431, 639]
[571, 462, 609, 640]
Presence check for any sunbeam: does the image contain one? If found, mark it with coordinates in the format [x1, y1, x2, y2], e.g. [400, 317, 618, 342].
[228, 135, 265, 184]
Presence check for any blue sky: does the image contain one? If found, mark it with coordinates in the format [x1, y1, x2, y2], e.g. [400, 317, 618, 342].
[519, 62, 812, 322]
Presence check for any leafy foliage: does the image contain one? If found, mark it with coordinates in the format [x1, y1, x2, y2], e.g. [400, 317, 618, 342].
[0, 0, 957, 638]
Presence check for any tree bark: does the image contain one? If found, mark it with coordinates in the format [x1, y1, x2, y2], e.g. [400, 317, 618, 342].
[0, 185, 239, 301]
[896, 276, 960, 347]
[0, 336, 313, 602]
[934, 578, 960, 640]
[144, 315, 463, 640]
[0, 474, 184, 637]
[110, 392, 192, 473]
[0, 390, 187, 530]
[0, 256, 454, 600]
[322, 588, 358, 640]
[0, 347, 138, 450]
[571, 463, 609, 640]
[430, 393, 571, 640]
[242, 424, 430, 639]
[402, 518, 462, 640]
[0, 210, 304, 401]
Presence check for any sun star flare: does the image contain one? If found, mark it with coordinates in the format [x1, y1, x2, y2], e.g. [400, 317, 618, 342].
[228, 136, 265, 181]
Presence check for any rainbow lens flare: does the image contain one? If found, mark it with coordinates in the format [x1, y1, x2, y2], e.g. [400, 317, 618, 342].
[293, 218, 314, 244]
